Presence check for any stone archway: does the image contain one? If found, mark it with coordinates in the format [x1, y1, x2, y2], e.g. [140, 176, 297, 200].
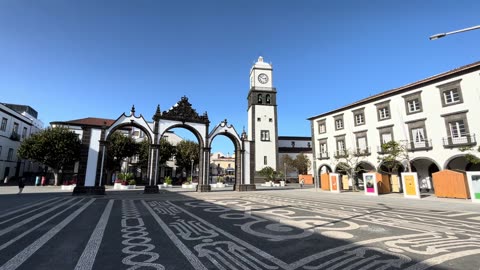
[84, 96, 250, 193]
[99, 106, 155, 186]
[208, 119, 253, 191]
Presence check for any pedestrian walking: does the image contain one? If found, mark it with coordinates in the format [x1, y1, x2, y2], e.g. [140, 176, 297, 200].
[300, 178, 304, 189]
[18, 178, 25, 194]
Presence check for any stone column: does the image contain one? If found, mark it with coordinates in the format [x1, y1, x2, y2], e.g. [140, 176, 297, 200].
[197, 147, 211, 192]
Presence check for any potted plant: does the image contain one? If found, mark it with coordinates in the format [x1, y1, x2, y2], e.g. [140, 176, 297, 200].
[162, 176, 173, 188]
[127, 179, 136, 189]
[116, 172, 134, 190]
[182, 177, 194, 188]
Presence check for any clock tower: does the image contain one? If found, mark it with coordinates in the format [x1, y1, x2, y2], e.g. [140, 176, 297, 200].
[247, 56, 278, 179]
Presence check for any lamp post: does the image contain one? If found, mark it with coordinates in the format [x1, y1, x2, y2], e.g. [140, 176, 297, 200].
[191, 159, 194, 182]
[429, 25, 480, 40]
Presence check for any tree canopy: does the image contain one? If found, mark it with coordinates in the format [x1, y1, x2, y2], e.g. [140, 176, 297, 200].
[378, 141, 412, 173]
[257, 166, 278, 181]
[174, 140, 199, 175]
[106, 131, 139, 172]
[17, 127, 81, 185]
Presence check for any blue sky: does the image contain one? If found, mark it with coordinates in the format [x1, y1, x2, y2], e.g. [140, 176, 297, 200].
[1, 1, 479, 154]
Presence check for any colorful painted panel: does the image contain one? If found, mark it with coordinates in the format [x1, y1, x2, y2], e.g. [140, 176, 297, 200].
[331, 176, 338, 191]
[365, 175, 375, 193]
[404, 175, 417, 196]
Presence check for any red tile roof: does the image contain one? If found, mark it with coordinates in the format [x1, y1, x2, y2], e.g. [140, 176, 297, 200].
[50, 117, 115, 127]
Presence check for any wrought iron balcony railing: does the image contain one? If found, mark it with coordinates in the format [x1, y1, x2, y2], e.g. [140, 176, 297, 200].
[406, 139, 433, 151]
[317, 152, 330, 160]
[334, 149, 349, 159]
[442, 134, 476, 148]
[353, 147, 371, 156]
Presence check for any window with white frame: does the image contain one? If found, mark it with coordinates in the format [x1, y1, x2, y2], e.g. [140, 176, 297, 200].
[352, 108, 365, 126]
[335, 137, 346, 156]
[378, 107, 390, 120]
[318, 120, 326, 134]
[320, 142, 327, 153]
[449, 120, 467, 142]
[318, 139, 328, 159]
[378, 126, 394, 146]
[7, 148, 14, 161]
[355, 113, 364, 126]
[381, 132, 392, 143]
[407, 119, 429, 149]
[335, 119, 343, 130]
[357, 136, 367, 151]
[443, 89, 460, 104]
[22, 127, 27, 139]
[438, 79, 463, 107]
[403, 91, 423, 115]
[411, 127, 426, 147]
[375, 101, 391, 121]
[0, 118, 7, 131]
[442, 112, 471, 146]
[260, 130, 270, 141]
[13, 122, 19, 134]
[334, 114, 344, 131]
[407, 99, 421, 113]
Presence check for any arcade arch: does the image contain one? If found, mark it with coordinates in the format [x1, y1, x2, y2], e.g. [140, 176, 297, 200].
[444, 154, 480, 171]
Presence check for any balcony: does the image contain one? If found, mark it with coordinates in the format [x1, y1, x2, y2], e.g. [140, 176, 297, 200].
[317, 152, 330, 160]
[334, 149, 349, 159]
[353, 147, 371, 156]
[10, 132, 20, 141]
[442, 134, 476, 148]
[406, 139, 433, 152]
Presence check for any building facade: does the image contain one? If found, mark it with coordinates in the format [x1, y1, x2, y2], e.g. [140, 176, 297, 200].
[0, 103, 43, 181]
[248, 57, 279, 173]
[278, 136, 314, 179]
[308, 61, 480, 190]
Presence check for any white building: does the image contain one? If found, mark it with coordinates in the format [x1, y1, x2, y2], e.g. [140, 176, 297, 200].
[308, 61, 480, 190]
[247, 57, 313, 182]
[0, 103, 44, 181]
[278, 136, 314, 178]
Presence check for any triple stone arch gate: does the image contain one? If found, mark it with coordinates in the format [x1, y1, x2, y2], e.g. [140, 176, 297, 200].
[96, 96, 255, 193]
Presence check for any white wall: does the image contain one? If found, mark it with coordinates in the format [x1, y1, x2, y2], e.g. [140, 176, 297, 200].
[311, 67, 480, 177]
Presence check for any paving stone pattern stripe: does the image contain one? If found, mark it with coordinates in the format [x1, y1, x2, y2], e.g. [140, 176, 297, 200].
[74, 199, 114, 270]
[0, 198, 95, 270]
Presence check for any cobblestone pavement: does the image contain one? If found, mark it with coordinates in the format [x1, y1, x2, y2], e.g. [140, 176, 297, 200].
[0, 186, 479, 270]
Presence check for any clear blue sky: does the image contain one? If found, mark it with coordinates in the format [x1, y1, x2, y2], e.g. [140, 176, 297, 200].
[1, 1, 479, 154]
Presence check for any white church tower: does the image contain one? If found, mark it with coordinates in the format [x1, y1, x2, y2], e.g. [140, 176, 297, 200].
[247, 56, 279, 178]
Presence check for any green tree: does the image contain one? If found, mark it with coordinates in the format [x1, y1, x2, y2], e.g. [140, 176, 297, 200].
[292, 153, 311, 175]
[257, 166, 278, 181]
[17, 127, 81, 186]
[334, 149, 368, 191]
[460, 146, 480, 164]
[106, 131, 139, 174]
[279, 155, 296, 176]
[174, 140, 199, 176]
[378, 141, 412, 174]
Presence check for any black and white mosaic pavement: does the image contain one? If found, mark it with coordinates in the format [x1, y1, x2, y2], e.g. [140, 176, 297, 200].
[0, 191, 479, 270]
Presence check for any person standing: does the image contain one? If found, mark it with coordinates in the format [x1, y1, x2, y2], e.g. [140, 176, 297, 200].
[18, 178, 25, 194]
[300, 178, 304, 189]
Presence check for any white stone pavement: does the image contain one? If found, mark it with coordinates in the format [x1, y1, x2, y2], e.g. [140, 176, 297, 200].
[1, 184, 478, 213]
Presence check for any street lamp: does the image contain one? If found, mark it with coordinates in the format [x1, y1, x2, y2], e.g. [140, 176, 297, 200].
[429, 25, 480, 40]
[190, 159, 194, 182]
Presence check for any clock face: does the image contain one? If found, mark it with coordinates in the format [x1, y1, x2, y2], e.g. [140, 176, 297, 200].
[258, 73, 269, 84]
